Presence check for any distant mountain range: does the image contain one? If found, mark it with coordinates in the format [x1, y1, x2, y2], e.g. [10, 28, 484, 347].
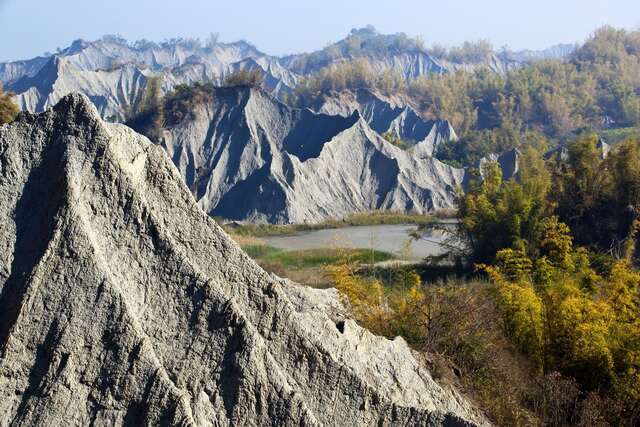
[1, 37, 294, 120]
[0, 28, 575, 121]
[502, 43, 577, 62]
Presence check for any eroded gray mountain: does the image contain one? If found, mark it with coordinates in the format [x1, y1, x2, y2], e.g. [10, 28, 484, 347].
[0, 94, 487, 426]
[3, 37, 296, 121]
[314, 89, 457, 157]
[9, 56, 152, 121]
[160, 87, 465, 223]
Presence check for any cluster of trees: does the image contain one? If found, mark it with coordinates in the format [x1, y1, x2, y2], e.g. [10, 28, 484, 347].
[483, 231, 640, 425]
[329, 253, 629, 425]
[458, 136, 640, 263]
[125, 76, 165, 142]
[0, 85, 19, 125]
[431, 27, 640, 164]
[327, 263, 494, 365]
[381, 131, 411, 149]
[553, 136, 640, 255]
[455, 136, 640, 423]
[125, 78, 218, 142]
[292, 27, 640, 167]
[222, 69, 264, 87]
[124, 68, 268, 143]
[293, 59, 405, 107]
[430, 27, 640, 161]
[331, 136, 640, 424]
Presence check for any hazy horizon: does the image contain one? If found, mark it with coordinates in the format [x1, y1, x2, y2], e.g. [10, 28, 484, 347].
[1, 0, 639, 62]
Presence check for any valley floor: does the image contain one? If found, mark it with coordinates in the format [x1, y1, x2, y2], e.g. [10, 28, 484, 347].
[226, 212, 454, 287]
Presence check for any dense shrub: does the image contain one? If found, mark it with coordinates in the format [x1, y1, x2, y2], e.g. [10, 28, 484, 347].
[483, 230, 640, 425]
[0, 85, 19, 125]
[126, 79, 217, 142]
[164, 82, 216, 126]
[223, 69, 264, 87]
[551, 136, 640, 253]
[124, 76, 164, 142]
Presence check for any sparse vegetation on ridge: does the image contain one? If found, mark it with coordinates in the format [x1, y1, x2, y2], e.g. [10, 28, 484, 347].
[290, 26, 507, 75]
[293, 26, 640, 167]
[381, 131, 412, 149]
[223, 69, 264, 87]
[0, 85, 19, 125]
[126, 80, 218, 141]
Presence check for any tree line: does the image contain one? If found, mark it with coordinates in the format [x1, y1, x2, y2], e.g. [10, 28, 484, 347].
[293, 26, 640, 167]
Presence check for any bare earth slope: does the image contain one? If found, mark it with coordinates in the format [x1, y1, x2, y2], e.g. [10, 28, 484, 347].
[162, 87, 465, 223]
[0, 94, 486, 426]
[315, 89, 458, 157]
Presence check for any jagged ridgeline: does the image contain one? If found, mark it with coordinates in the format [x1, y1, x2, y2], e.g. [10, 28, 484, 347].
[0, 94, 487, 426]
[8, 27, 633, 225]
[129, 85, 465, 223]
[0, 36, 298, 121]
[0, 28, 569, 122]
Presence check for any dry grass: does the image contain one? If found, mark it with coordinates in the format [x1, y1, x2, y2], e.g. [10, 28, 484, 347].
[222, 210, 455, 237]
[227, 232, 265, 247]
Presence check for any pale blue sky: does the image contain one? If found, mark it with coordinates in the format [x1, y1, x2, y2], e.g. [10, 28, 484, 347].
[1, 0, 639, 62]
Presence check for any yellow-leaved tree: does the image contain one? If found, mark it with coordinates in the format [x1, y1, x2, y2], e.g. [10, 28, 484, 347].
[485, 216, 640, 413]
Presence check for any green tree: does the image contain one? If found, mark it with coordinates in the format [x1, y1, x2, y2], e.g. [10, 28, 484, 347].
[456, 146, 552, 264]
[484, 213, 640, 419]
[551, 136, 640, 255]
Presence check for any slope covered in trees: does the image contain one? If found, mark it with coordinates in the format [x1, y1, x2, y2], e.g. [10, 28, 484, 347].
[293, 27, 640, 166]
[458, 137, 640, 424]
[331, 135, 640, 425]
